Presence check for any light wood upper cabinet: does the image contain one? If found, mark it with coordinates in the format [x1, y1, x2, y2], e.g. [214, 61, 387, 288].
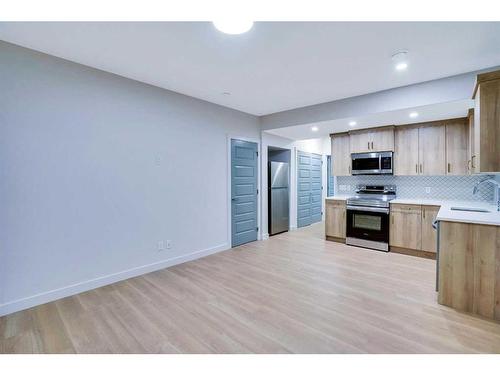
[371, 128, 394, 152]
[349, 130, 371, 153]
[389, 204, 421, 250]
[420, 205, 439, 253]
[350, 127, 394, 154]
[394, 122, 446, 176]
[418, 124, 446, 175]
[473, 71, 500, 173]
[332, 117, 472, 176]
[445, 119, 468, 175]
[394, 126, 419, 175]
[467, 109, 475, 174]
[325, 200, 346, 239]
[331, 133, 351, 176]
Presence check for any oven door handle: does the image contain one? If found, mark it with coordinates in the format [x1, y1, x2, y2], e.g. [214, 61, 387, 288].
[347, 205, 389, 214]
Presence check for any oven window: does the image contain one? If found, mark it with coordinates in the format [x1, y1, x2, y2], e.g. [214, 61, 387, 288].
[352, 157, 379, 171]
[353, 214, 382, 231]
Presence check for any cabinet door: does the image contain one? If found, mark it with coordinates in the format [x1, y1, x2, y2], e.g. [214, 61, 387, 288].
[446, 120, 468, 175]
[394, 127, 419, 175]
[331, 134, 351, 176]
[371, 128, 394, 152]
[389, 205, 422, 250]
[468, 109, 475, 174]
[475, 80, 500, 173]
[419, 125, 446, 175]
[349, 131, 371, 154]
[325, 202, 346, 238]
[421, 205, 440, 253]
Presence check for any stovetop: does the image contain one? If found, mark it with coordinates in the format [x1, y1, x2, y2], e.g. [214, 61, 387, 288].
[347, 185, 396, 208]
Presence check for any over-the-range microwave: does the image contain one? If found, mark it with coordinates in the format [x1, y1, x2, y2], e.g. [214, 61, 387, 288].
[351, 151, 393, 175]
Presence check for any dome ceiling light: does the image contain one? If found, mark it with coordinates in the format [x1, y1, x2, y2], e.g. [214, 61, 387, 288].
[213, 20, 254, 35]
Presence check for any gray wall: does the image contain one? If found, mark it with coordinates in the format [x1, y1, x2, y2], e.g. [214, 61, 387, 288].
[0, 41, 260, 315]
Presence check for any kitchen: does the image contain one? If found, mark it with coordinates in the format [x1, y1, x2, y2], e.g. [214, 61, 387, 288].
[324, 69, 500, 322]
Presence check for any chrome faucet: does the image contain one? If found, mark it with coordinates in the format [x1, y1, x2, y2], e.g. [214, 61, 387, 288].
[473, 178, 500, 211]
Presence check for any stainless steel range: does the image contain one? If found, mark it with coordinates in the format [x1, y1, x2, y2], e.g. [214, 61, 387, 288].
[346, 184, 396, 252]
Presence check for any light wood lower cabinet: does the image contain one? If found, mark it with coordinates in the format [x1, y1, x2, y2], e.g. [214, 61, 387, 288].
[390, 204, 422, 250]
[325, 200, 346, 240]
[438, 221, 500, 321]
[389, 203, 439, 256]
[420, 206, 439, 253]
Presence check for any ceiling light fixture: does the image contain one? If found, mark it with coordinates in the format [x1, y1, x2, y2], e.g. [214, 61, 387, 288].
[349, 121, 357, 127]
[213, 20, 254, 35]
[392, 51, 409, 71]
[409, 112, 419, 118]
[311, 126, 319, 132]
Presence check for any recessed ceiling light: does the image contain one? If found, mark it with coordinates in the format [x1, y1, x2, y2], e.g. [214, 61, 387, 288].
[311, 126, 319, 132]
[222, 92, 231, 96]
[392, 51, 409, 71]
[409, 112, 419, 118]
[349, 121, 357, 127]
[213, 20, 254, 35]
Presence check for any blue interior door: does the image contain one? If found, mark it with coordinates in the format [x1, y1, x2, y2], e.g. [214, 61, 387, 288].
[327, 155, 334, 197]
[297, 151, 323, 228]
[231, 139, 258, 247]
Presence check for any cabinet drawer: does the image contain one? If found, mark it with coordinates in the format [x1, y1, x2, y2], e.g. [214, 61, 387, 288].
[390, 204, 421, 213]
[326, 199, 346, 207]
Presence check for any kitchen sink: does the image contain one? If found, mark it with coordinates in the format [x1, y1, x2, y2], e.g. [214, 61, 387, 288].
[450, 207, 490, 213]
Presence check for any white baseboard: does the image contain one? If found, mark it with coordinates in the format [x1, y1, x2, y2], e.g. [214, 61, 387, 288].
[0, 242, 229, 317]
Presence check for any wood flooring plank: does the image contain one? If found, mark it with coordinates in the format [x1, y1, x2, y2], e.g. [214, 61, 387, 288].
[1, 222, 500, 353]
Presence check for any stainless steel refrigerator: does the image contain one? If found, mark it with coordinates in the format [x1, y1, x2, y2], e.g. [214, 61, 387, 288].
[269, 161, 290, 235]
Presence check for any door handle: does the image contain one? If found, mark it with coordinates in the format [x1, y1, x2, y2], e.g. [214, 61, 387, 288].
[415, 164, 418, 173]
[447, 163, 451, 173]
[371, 141, 374, 150]
[367, 141, 370, 150]
[471, 155, 476, 169]
[419, 164, 423, 174]
[467, 159, 471, 172]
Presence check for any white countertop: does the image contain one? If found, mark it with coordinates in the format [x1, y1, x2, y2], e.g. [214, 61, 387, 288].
[324, 195, 500, 226]
[325, 195, 351, 201]
[435, 202, 499, 226]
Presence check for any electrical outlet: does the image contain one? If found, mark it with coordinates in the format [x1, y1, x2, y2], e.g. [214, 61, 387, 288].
[158, 240, 165, 251]
[425, 187, 431, 194]
[166, 240, 172, 249]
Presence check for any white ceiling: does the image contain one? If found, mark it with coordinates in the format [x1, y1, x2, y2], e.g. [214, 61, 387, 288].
[267, 99, 474, 140]
[1, 22, 500, 116]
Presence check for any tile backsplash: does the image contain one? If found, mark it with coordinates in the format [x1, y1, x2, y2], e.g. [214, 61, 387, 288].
[336, 175, 495, 202]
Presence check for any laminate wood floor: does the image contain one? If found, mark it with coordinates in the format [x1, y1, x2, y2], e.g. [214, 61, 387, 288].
[2, 223, 500, 354]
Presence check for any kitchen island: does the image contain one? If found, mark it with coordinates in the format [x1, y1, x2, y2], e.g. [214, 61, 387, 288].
[436, 206, 500, 322]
